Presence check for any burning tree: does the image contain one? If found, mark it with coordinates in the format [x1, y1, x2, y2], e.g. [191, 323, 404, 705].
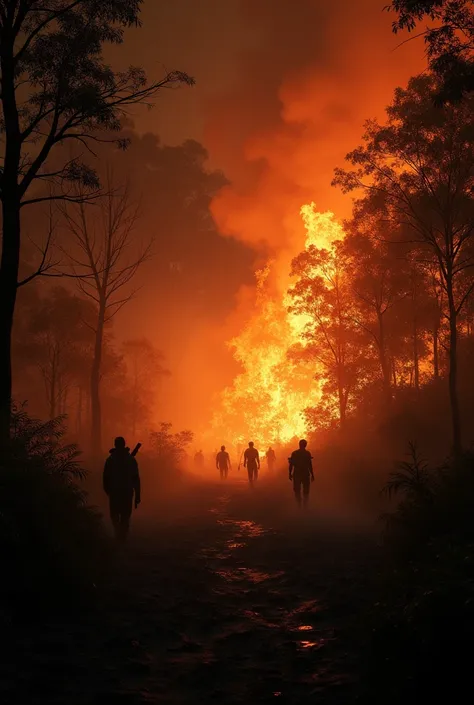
[211, 264, 321, 448]
[210, 206, 344, 447]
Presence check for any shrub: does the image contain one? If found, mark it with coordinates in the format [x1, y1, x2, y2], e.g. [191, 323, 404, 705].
[0, 409, 110, 616]
[381, 445, 474, 554]
[149, 422, 193, 467]
[361, 446, 474, 702]
[142, 422, 193, 497]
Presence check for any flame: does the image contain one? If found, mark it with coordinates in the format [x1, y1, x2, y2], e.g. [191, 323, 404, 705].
[209, 204, 344, 449]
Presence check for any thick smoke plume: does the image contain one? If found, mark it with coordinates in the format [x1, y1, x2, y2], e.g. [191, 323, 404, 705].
[113, 1, 423, 434]
[204, 0, 422, 253]
[196, 0, 423, 444]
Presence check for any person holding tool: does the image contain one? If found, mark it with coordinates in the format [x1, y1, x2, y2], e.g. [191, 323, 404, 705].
[103, 437, 141, 542]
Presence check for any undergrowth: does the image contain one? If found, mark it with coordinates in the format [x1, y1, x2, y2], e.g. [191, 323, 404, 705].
[0, 408, 110, 617]
[361, 443, 474, 703]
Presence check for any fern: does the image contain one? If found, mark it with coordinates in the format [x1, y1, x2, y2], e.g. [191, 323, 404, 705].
[8, 405, 86, 481]
[383, 441, 433, 502]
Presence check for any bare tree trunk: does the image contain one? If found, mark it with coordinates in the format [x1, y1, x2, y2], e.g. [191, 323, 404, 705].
[0, 201, 20, 442]
[377, 311, 391, 404]
[48, 347, 59, 419]
[57, 373, 63, 416]
[337, 377, 346, 429]
[49, 370, 56, 419]
[90, 302, 105, 458]
[0, 45, 22, 445]
[430, 275, 442, 380]
[413, 314, 420, 392]
[433, 325, 439, 379]
[132, 371, 138, 438]
[64, 177, 149, 456]
[447, 280, 462, 456]
[410, 267, 420, 392]
[61, 384, 68, 416]
[0, 213, 19, 442]
[84, 386, 91, 442]
[132, 360, 138, 438]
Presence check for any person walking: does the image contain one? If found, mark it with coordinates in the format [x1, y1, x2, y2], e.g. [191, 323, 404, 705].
[103, 436, 141, 541]
[243, 441, 260, 486]
[194, 450, 204, 471]
[266, 446, 276, 472]
[288, 439, 314, 508]
[216, 445, 231, 480]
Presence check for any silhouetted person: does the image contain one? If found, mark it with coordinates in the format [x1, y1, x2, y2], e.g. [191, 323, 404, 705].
[266, 446, 276, 472]
[216, 445, 231, 480]
[103, 436, 141, 542]
[194, 450, 204, 470]
[244, 441, 260, 485]
[288, 439, 314, 508]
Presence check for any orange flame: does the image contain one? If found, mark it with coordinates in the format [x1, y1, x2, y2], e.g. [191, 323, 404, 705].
[209, 203, 344, 449]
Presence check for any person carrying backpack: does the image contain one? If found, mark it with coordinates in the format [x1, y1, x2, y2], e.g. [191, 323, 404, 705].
[103, 436, 141, 541]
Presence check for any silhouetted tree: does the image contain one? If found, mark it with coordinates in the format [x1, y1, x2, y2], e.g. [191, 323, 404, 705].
[122, 338, 169, 437]
[97, 338, 130, 442]
[62, 174, 150, 456]
[397, 257, 432, 390]
[334, 74, 474, 454]
[0, 0, 193, 442]
[388, 0, 474, 102]
[426, 263, 445, 379]
[19, 287, 95, 419]
[150, 422, 193, 466]
[342, 222, 409, 404]
[93, 135, 239, 316]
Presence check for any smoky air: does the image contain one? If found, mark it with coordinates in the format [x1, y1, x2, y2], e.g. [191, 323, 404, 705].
[2, 1, 473, 703]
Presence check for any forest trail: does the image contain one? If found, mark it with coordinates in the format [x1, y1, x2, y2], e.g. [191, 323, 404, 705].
[3, 479, 374, 705]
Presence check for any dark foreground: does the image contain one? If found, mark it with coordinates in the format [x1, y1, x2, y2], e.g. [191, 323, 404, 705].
[2, 478, 376, 705]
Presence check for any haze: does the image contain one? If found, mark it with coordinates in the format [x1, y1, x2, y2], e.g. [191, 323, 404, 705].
[99, 0, 424, 436]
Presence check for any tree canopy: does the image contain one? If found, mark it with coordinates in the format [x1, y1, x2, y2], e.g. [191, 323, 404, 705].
[388, 0, 474, 101]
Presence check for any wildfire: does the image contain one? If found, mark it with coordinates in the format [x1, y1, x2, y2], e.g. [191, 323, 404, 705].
[209, 204, 344, 449]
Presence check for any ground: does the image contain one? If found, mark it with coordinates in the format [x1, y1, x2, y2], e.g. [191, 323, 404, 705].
[2, 474, 376, 705]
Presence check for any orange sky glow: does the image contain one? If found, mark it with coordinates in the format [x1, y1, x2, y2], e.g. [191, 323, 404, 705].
[111, 0, 424, 447]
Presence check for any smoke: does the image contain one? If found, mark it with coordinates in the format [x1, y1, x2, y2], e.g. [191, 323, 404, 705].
[187, 0, 424, 443]
[111, 1, 424, 435]
[203, 0, 422, 253]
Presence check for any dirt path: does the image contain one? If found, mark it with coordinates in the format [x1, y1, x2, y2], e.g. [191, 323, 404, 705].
[3, 479, 374, 705]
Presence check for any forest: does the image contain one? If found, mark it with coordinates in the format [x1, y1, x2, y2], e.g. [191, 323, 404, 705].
[1, 1, 474, 704]
[297, 71, 474, 451]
